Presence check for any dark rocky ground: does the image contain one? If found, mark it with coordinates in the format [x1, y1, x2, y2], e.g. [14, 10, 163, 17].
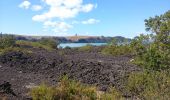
[0, 47, 140, 100]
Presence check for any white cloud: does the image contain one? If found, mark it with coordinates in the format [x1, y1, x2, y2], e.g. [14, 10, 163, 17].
[82, 19, 100, 24]
[63, 0, 82, 8]
[32, 5, 43, 11]
[42, 0, 82, 8]
[32, 15, 47, 22]
[19, 1, 31, 9]
[32, 0, 95, 21]
[19, 0, 99, 35]
[81, 4, 94, 12]
[43, 21, 73, 33]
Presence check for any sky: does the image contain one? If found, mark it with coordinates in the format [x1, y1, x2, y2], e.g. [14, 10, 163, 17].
[0, 0, 170, 38]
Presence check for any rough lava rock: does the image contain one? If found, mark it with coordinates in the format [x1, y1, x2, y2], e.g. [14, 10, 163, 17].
[0, 48, 140, 99]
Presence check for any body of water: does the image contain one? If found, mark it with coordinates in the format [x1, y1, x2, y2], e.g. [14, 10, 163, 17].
[58, 43, 107, 48]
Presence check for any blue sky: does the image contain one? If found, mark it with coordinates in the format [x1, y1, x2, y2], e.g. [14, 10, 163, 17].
[0, 0, 170, 38]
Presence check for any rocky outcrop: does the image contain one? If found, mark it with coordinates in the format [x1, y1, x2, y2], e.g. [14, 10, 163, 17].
[0, 47, 140, 99]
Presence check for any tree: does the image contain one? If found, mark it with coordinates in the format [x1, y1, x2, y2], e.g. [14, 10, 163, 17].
[110, 37, 130, 46]
[130, 10, 170, 71]
[145, 10, 170, 44]
[145, 10, 170, 35]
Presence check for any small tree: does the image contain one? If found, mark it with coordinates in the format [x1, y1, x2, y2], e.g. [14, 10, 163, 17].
[131, 34, 170, 71]
[145, 10, 170, 44]
[130, 10, 170, 71]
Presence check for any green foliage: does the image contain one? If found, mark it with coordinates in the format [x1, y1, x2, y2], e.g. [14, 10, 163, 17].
[0, 47, 32, 55]
[130, 34, 151, 56]
[131, 34, 170, 71]
[131, 11, 170, 71]
[127, 70, 170, 100]
[0, 35, 16, 49]
[110, 37, 130, 46]
[78, 44, 93, 52]
[30, 76, 123, 100]
[102, 45, 132, 56]
[100, 87, 124, 100]
[0, 35, 22, 55]
[102, 37, 132, 56]
[31, 84, 56, 100]
[39, 38, 58, 49]
[55, 76, 97, 100]
[16, 40, 56, 51]
[127, 10, 170, 99]
[30, 76, 97, 100]
[145, 10, 170, 43]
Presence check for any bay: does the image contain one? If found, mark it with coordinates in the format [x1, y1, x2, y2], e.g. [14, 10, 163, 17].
[58, 43, 107, 48]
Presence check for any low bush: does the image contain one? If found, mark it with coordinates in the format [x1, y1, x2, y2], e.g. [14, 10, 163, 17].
[0, 36, 34, 54]
[31, 84, 56, 100]
[31, 76, 123, 100]
[39, 38, 58, 49]
[0, 35, 16, 49]
[55, 76, 97, 100]
[127, 70, 170, 100]
[100, 87, 124, 100]
[101, 45, 132, 56]
[16, 40, 56, 51]
[0, 47, 32, 55]
[78, 44, 93, 52]
[101, 37, 132, 56]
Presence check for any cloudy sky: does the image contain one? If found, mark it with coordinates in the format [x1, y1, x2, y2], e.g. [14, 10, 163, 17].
[0, 0, 170, 38]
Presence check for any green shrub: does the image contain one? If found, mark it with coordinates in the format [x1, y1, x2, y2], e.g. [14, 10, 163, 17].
[109, 37, 130, 46]
[0, 36, 35, 54]
[131, 34, 170, 71]
[101, 45, 132, 56]
[54, 76, 97, 100]
[31, 76, 97, 100]
[16, 40, 55, 51]
[0, 47, 32, 55]
[16, 38, 58, 51]
[127, 70, 170, 100]
[100, 87, 124, 100]
[102, 37, 132, 56]
[31, 84, 56, 100]
[0, 35, 16, 49]
[78, 44, 93, 52]
[39, 38, 58, 49]
[31, 76, 123, 100]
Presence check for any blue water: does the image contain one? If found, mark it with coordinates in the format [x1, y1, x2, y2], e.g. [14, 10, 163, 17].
[58, 43, 107, 48]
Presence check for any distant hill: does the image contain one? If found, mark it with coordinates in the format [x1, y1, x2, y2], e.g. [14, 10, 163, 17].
[0, 34, 131, 43]
[65, 36, 112, 43]
[66, 36, 98, 41]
